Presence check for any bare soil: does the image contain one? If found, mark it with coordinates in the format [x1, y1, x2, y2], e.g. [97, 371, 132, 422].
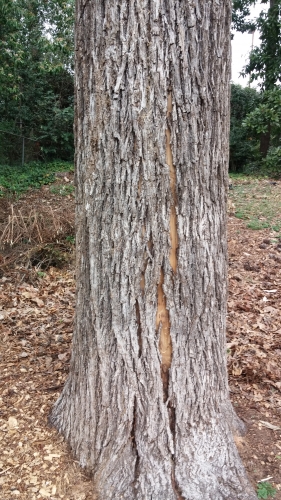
[0, 177, 280, 499]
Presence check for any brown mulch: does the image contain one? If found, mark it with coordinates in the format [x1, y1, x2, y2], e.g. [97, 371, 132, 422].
[227, 217, 281, 498]
[0, 183, 280, 499]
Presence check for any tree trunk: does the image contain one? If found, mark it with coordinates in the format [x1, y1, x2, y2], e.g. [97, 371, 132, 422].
[260, 126, 271, 157]
[50, 1, 257, 499]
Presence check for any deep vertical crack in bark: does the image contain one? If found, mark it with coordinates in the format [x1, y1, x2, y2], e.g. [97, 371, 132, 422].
[156, 90, 182, 496]
[135, 300, 142, 358]
[166, 91, 178, 274]
[130, 396, 140, 486]
[166, 91, 183, 499]
[156, 268, 171, 402]
[156, 91, 178, 400]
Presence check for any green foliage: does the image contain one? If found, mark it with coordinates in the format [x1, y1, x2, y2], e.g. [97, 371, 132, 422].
[272, 223, 281, 232]
[230, 84, 261, 171]
[232, 0, 257, 33]
[0, 160, 73, 195]
[229, 173, 251, 181]
[262, 146, 281, 176]
[37, 271, 46, 278]
[242, 88, 281, 175]
[50, 183, 75, 196]
[243, 88, 281, 140]
[234, 210, 247, 220]
[246, 219, 270, 230]
[229, 178, 281, 232]
[257, 481, 276, 499]
[0, 0, 75, 164]
[65, 235, 75, 244]
[230, 86, 281, 176]
[231, 1, 281, 175]
[243, 1, 281, 90]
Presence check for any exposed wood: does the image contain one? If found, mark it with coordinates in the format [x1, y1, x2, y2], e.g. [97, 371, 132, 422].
[156, 91, 178, 400]
[156, 268, 172, 400]
[166, 91, 178, 275]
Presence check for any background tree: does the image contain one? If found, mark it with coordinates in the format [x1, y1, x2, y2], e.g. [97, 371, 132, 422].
[0, 0, 74, 164]
[244, 0, 281, 90]
[231, 1, 281, 170]
[229, 84, 260, 171]
[50, 1, 257, 499]
[232, 0, 257, 33]
[243, 87, 281, 174]
[242, 0, 281, 157]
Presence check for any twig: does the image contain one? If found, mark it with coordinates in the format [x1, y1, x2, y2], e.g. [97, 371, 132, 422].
[0, 467, 12, 475]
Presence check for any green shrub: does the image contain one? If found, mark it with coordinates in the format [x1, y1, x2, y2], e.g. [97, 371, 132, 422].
[0, 160, 74, 196]
[230, 84, 261, 172]
[257, 481, 276, 499]
[262, 146, 281, 176]
[247, 219, 270, 230]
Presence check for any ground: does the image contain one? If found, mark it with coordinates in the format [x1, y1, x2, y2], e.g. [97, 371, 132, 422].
[0, 174, 280, 499]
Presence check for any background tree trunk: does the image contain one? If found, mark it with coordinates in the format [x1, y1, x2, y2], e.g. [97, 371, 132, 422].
[50, 1, 257, 498]
[260, 126, 271, 157]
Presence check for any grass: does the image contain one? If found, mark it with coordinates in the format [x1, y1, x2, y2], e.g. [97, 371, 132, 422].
[229, 174, 281, 233]
[247, 220, 270, 230]
[0, 160, 74, 196]
[50, 184, 75, 196]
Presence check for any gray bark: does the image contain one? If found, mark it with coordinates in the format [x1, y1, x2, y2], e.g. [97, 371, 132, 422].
[50, 1, 257, 499]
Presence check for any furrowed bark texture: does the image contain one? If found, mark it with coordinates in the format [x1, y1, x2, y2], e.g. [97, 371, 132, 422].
[51, 1, 257, 499]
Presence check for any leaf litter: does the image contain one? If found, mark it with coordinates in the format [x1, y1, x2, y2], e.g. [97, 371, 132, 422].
[0, 176, 280, 498]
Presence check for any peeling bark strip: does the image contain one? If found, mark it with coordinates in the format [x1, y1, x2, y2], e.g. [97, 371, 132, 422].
[50, 1, 258, 499]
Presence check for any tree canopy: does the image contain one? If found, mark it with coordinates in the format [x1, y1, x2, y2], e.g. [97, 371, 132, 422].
[0, 0, 280, 172]
[0, 0, 74, 164]
[242, 1, 281, 90]
[230, 1, 281, 173]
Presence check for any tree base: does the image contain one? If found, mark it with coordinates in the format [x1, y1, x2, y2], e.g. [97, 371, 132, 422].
[173, 417, 257, 500]
[50, 395, 257, 500]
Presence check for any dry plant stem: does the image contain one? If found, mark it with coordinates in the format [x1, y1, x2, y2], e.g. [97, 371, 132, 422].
[11, 204, 14, 246]
[50, 206, 59, 235]
[50, 1, 257, 499]
[0, 223, 9, 246]
[19, 209, 28, 237]
[0, 203, 74, 248]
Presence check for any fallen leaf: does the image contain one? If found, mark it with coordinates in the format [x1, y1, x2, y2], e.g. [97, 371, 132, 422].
[58, 352, 68, 361]
[19, 352, 29, 358]
[31, 297, 44, 307]
[232, 364, 243, 376]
